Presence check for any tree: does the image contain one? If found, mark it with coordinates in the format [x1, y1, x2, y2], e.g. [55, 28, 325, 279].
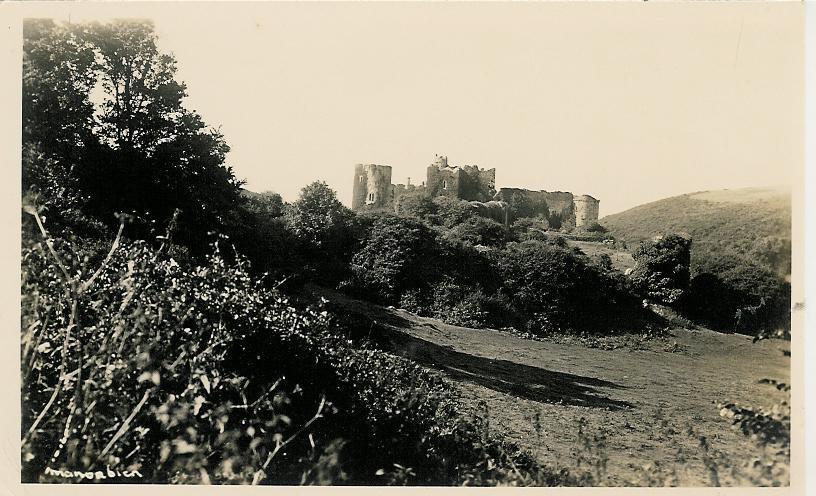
[630, 233, 692, 305]
[284, 181, 357, 283]
[432, 196, 478, 227]
[286, 181, 351, 248]
[22, 19, 244, 253]
[395, 191, 436, 220]
[23, 20, 97, 163]
[346, 216, 440, 303]
[443, 216, 509, 248]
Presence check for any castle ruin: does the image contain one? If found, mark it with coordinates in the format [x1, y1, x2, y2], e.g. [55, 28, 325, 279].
[351, 154, 599, 228]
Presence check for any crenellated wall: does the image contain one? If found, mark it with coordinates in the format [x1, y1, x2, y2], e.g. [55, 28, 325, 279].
[351, 155, 598, 229]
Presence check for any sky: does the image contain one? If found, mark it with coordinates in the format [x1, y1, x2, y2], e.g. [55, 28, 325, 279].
[51, 3, 803, 216]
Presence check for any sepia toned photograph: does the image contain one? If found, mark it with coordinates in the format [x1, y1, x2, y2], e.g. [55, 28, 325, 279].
[10, 1, 806, 490]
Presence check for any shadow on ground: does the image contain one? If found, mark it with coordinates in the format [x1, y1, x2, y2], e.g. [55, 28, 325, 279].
[317, 287, 632, 411]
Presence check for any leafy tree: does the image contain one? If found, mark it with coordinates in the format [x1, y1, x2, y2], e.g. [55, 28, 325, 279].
[443, 216, 509, 248]
[395, 190, 436, 220]
[432, 196, 478, 227]
[286, 181, 352, 248]
[285, 181, 357, 283]
[630, 234, 692, 306]
[346, 216, 440, 303]
[23, 19, 243, 254]
[23, 20, 97, 163]
[242, 190, 285, 219]
[495, 241, 643, 333]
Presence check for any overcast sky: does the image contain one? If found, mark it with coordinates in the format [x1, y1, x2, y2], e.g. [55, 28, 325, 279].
[55, 3, 802, 216]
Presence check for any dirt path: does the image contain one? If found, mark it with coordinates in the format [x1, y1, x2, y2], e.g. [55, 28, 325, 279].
[317, 288, 791, 486]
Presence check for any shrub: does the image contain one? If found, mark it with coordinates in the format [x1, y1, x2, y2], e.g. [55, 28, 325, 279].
[630, 234, 691, 305]
[345, 215, 441, 304]
[432, 196, 479, 228]
[510, 217, 551, 242]
[583, 222, 607, 233]
[443, 216, 510, 249]
[425, 279, 518, 329]
[21, 207, 568, 486]
[685, 254, 790, 336]
[494, 241, 645, 334]
[395, 191, 436, 221]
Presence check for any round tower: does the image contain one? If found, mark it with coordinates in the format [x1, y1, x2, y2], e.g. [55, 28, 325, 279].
[573, 194, 600, 227]
[352, 164, 393, 210]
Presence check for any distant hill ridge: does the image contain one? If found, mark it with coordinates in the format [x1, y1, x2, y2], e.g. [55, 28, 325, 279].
[601, 187, 791, 277]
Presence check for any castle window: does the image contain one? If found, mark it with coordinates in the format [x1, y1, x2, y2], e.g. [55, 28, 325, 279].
[368, 193, 374, 202]
[442, 180, 448, 190]
[359, 176, 364, 184]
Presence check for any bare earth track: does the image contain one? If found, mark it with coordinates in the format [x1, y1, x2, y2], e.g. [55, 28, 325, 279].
[317, 288, 790, 486]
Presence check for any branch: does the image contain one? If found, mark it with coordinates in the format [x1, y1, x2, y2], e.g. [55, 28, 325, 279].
[79, 218, 125, 294]
[29, 208, 72, 284]
[252, 396, 326, 485]
[97, 387, 153, 461]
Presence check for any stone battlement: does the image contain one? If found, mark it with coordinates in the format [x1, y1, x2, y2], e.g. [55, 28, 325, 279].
[351, 155, 599, 227]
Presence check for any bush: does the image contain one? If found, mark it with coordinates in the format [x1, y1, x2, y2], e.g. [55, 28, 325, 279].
[630, 234, 691, 306]
[432, 196, 479, 228]
[443, 216, 510, 249]
[583, 222, 607, 233]
[395, 191, 436, 221]
[494, 241, 646, 334]
[685, 253, 790, 336]
[345, 215, 441, 304]
[426, 279, 518, 329]
[21, 208, 568, 485]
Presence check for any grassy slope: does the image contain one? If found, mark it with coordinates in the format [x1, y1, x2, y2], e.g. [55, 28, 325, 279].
[600, 187, 791, 277]
[317, 287, 790, 486]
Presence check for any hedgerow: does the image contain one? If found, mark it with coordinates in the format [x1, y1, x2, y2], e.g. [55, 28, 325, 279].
[21, 206, 569, 485]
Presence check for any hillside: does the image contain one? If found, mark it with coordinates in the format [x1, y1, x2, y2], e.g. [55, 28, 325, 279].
[315, 286, 790, 486]
[601, 187, 791, 277]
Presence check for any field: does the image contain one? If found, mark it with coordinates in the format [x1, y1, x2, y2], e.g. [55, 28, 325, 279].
[320, 288, 791, 486]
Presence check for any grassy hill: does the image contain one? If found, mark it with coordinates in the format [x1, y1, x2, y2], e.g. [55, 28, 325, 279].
[601, 187, 791, 278]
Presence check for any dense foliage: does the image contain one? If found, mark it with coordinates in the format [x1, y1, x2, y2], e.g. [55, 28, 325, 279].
[21, 208, 570, 485]
[23, 19, 243, 254]
[601, 190, 791, 277]
[344, 212, 652, 335]
[630, 234, 692, 306]
[494, 241, 648, 334]
[602, 190, 791, 336]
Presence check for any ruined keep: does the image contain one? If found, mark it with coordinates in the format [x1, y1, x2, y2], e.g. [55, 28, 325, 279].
[350, 155, 599, 227]
[573, 194, 600, 228]
[425, 155, 496, 202]
[351, 163, 393, 210]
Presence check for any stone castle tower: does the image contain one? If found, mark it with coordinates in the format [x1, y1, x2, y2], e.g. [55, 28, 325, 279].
[425, 154, 496, 202]
[573, 194, 600, 227]
[351, 164, 393, 210]
[350, 155, 599, 228]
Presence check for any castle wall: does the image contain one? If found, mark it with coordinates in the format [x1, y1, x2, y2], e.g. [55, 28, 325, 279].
[392, 183, 424, 213]
[351, 157, 598, 227]
[574, 195, 600, 227]
[352, 164, 393, 210]
[493, 188, 575, 226]
[470, 200, 510, 226]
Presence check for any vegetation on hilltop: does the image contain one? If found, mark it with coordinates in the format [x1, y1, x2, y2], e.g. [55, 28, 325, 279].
[602, 189, 791, 336]
[601, 189, 791, 277]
